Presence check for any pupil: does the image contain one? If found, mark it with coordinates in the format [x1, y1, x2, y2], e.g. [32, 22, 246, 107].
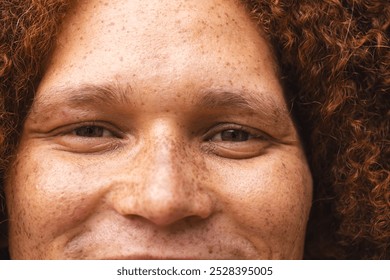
[75, 126, 103, 137]
[221, 130, 249, 141]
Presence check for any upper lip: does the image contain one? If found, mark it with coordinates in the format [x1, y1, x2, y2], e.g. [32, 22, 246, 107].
[61, 215, 257, 259]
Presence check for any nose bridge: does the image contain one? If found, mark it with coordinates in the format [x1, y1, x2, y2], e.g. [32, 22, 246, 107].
[110, 119, 213, 226]
[145, 119, 186, 184]
[144, 120, 194, 204]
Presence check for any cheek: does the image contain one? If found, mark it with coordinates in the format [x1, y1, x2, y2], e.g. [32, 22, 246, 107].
[208, 150, 312, 257]
[5, 150, 101, 258]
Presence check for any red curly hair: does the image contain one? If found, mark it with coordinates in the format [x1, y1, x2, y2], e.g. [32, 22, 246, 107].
[0, 0, 389, 259]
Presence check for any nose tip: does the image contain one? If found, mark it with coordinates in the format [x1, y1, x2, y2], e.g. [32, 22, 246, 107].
[109, 123, 214, 227]
[111, 186, 213, 227]
[136, 192, 212, 226]
[109, 153, 214, 226]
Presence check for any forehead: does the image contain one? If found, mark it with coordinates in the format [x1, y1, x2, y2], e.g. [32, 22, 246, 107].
[62, 0, 258, 47]
[40, 0, 278, 88]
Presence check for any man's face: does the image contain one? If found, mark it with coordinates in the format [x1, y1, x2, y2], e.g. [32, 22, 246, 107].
[6, 0, 312, 259]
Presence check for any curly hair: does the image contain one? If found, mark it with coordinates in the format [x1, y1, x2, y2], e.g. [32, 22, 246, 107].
[0, 0, 72, 255]
[0, 0, 389, 259]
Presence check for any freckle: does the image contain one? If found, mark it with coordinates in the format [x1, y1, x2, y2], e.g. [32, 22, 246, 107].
[79, 36, 83, 40]
[82, 55, 87, 60]
[108, 22, 115, 26]
[122, 26, 125, 30]
[119, 56, 123, 62]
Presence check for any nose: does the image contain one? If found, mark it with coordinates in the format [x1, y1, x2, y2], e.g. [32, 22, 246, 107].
[109, 126, 214, 226]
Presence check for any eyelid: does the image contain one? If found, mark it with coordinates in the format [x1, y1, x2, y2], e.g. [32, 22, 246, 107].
[203, 123, 272, 141]
[45, 121, 128, 154]
[49, 121, 125, 138]
[200, 123, 274, 159]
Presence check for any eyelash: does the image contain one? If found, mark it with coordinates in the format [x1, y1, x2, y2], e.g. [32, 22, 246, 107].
[55, 122, 271, 158]
[68, 123, 268, 142]
[58, 122, 123, 138]
[59, 119, 270, 140]
[71, 125, 113, 137]
[204, 123, 269, 142]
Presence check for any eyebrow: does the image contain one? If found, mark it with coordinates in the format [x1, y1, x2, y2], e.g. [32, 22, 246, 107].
[197, 88, 286, 115]
[32, 82, 292, 131]
[35, 83, 133, 108]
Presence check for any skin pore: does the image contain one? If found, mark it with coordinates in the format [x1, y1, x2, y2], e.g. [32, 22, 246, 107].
[5, 0, 312, 259]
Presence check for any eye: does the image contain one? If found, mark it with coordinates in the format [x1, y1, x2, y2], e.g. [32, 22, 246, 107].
[211, 129, 251, 142]
[202, 124, 272, 159]
[51, 122, 125, 154]
[72, 125, 114, 137]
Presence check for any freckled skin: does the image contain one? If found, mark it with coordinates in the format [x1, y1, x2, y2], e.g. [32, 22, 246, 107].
[5, 0, 312, 259]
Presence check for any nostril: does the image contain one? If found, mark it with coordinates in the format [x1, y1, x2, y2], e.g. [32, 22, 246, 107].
[106, 157, 214, 227]
[129, 213, 211, 229]
[138, 208, 201, 227]
[110, 191, 214, 227]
